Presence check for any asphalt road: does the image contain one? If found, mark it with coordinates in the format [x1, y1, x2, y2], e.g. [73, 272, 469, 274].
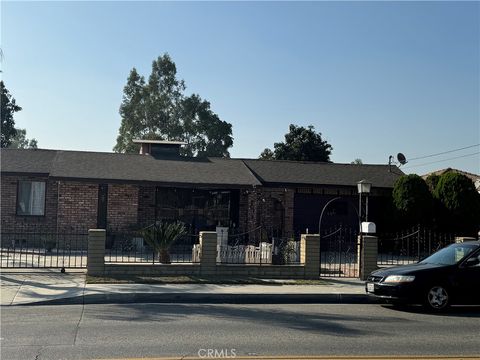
[1, 303, 480, 360]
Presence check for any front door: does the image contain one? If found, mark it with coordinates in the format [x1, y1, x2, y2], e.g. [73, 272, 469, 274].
[97, 184, 108, 229]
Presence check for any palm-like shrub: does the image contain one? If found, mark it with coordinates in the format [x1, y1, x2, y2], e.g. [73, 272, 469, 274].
[142, 221, 187, 264]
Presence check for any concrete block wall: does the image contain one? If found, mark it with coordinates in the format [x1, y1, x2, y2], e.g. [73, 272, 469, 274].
[199, 231, 217, 276]
[104, 264, 200, 276]
[87, 229, 106, 276]
[301, 234, 320, 279]
[360, 235, 378, 280]
[88, 230, 323, 279]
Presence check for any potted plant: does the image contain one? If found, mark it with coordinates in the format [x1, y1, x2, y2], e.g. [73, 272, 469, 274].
[141, 221, 187, 264]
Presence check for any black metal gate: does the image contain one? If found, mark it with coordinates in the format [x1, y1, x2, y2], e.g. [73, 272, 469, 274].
[0, 232, 88, 269]
[319, 227, 360, 278]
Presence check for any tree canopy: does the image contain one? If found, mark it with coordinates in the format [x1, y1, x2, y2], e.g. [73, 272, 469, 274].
[434, 172, 480, 234]
[391, 172, 480, 234]
[9, 128, 38, 149]
[114, 54, 233, 157]
[1, 81, 22, 148]
[392, 174, 433, 225]
[259, 124, 332, 162]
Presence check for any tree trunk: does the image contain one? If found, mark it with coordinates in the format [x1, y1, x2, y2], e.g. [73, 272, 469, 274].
[158, 248, 171, 264]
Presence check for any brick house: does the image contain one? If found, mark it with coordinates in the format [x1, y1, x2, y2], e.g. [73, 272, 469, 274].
[1, 141, 403, 238]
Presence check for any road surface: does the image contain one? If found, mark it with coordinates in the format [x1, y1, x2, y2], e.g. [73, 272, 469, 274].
[1, 303, 479, 359]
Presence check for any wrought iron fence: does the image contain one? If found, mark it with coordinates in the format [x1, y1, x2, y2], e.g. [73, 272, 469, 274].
[319, 227, 359, 278]
[105, 232, 200, 264]
[216, 226, 300, 265]
[0, 232, 88, 268]
[377, 226, 457, 266]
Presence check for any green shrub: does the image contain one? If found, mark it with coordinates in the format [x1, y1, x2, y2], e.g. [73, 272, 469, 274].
[392, 174, 433, 226]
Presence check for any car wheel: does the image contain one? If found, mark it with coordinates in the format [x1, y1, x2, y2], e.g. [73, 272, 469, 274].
[425, 285, 450, 311]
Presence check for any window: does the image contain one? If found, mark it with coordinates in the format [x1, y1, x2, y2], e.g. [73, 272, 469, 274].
[17, 181, 46, 216]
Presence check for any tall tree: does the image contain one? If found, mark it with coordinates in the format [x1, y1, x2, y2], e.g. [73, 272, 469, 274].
[180, 94, 233, 157]
[259, 124, 332, 162]
[114, 68, 147, 153]
[1, 81, 21, 148]
[114, 54, 233, 157]
[9, 128, 38, 149]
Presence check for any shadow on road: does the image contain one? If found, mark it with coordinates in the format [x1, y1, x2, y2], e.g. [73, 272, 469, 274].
[83, 302, 409, 337]
[381, 304, 480, 317]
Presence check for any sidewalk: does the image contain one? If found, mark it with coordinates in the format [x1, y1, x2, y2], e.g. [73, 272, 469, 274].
[0, 269, 370, 306]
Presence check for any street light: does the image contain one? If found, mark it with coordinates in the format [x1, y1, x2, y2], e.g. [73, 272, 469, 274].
[357, 180, 372, 225]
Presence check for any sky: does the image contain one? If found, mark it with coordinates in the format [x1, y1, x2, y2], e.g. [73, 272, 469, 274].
[2, 1, 479, 175]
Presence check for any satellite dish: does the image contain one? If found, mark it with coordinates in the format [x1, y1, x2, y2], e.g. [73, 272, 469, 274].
[397, 153, 407, 165]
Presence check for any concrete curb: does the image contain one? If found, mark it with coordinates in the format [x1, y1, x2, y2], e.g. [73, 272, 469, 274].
[14, 293, 375, 306]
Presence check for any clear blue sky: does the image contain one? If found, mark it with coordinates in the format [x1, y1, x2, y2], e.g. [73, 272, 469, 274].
[2, 1, 479, 175]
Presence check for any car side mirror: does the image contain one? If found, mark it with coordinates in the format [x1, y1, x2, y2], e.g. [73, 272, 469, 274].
[465, 257, 480, 267]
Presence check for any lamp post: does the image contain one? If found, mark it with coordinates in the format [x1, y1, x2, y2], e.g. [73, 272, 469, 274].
[357, 180, 372, 226]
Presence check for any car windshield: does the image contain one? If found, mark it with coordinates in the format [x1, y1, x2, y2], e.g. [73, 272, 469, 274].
[419, 244, 478, 265]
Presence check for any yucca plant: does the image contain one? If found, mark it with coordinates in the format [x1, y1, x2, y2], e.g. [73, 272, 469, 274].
[141, 221, 187, 264]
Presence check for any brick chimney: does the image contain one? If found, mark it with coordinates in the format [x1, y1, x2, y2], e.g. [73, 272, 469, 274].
[132, 139, 186, 159]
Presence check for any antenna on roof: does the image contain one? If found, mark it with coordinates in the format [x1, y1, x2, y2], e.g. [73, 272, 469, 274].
[388, 152, 408, 172]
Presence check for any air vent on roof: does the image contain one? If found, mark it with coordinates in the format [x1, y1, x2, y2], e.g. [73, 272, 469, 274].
[133, 139, 186, 159]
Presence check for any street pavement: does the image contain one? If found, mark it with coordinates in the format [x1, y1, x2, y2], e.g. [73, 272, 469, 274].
[1, 303, 480, 360]
[0, 270, 367, 306]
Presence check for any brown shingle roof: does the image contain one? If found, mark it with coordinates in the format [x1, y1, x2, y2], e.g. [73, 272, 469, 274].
[243, 159, 403, 188]
[1, 149, 261, 187]
[1, 149, 403, 188]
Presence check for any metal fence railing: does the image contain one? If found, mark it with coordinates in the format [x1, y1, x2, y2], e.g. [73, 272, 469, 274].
[215, 226, 301, 265]
[377, 226, 457, 266]
[0, 232, 88, 269]
[105, 232, 200, 264]
[319, 227, 359, 278]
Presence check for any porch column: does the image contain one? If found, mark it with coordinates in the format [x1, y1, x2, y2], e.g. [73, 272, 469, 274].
[199, 231, 217, 276]
[87, 229, 106, 276]
[300, 234, 320, 279]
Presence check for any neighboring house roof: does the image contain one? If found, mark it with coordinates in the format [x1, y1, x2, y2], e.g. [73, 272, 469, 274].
[1, 148, 403, 188]
[243, 159, 402, 188]
[422, 168, 480, 192]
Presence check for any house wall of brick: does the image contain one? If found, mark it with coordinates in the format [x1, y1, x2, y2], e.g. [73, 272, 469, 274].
[0, 175, 58, 233]
[237, 187, 295, 239]
[107, 184, 139, 231]
[57, 181, 98, 232]
[138, 185, 156, 227]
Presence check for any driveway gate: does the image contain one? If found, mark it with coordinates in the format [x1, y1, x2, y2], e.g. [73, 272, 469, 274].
[319, 227, 360, 278]
[0, 232, 88, 269]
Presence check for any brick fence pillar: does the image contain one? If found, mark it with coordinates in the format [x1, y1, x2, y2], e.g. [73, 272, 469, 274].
[87, 229, 106, 276]
[200, 231, 217, 276]
[300, 234, 320, 279]
[360, 235, 378, 281]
